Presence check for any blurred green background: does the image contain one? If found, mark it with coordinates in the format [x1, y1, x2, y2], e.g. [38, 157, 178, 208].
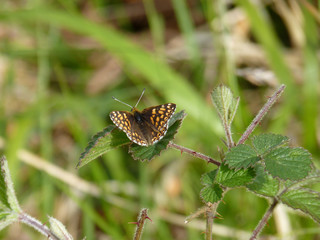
[0, 0, 319, 239]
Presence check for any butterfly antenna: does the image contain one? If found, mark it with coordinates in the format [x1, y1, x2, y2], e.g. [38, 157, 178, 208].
[112, 96, 133, 109]
[134, 88, 145, 108]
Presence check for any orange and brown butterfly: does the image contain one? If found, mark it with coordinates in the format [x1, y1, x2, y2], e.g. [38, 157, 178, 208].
[109, 89, 176, 146]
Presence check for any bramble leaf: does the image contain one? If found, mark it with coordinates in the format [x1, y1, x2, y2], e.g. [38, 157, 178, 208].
[253, 134, 289, 155]
[225, 144, 260, 169]
[216, 163, 256, 187]
[201, 170, 218, 186]
[200, 184, 223, 203]
[211, 85, 239, 126]
[0, 212, 19, 231]
[264, 147, 312, 180]
[280, 188, 320, 223]
[77, 126, 131, 169]
[129, 111, 186, 161]
[246, 164, 279, 197]
[0, 156, 21, 212]
[49, 216, 74, 240]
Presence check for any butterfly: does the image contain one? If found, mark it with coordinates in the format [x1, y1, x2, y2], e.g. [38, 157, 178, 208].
[109, 89, 176, 146]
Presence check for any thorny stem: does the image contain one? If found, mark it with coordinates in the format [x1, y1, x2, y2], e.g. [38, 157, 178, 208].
[19, 212, 60, 240]
[237, 84, 286, 145]
[133, 208, 151, 240]
[168, 142, 221, 166]
[205, 203, 218, 240]
[250, 198, 279, 240]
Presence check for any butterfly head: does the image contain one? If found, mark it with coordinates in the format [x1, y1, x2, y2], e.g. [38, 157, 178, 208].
[111, 88, 145, 111]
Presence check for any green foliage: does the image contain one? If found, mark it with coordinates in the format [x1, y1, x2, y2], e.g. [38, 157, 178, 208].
[200, 170, 222, 203]
[246, 164, 279, 197]
[0, 156, 19, 231]
[49, 216, 74, 240]
[216, 163, 256, 188]
[211, 85, 239, 126]
[200, 184, 223, 204]
[225, 144, 260, 169]
[252, 134, 289, 155]
[200, 86, 320, 228]
[0, 0, 319, 238]
[264, 147, 312, 180]
[0, 156, 21, 213]
[77, 126, 131, 169]
[280, 188, 320, 223]
[224, 134, 312, 181]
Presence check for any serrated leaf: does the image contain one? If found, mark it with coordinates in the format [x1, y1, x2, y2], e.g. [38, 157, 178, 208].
[77, 125, 131, 169]
[129, 111, 186, 161]
[246, 164, 279, 197]
[253, 134, 289, 155]
[280, 188, 320, 223]
[228, 97, 239, 126]
[200, 184, 223, 203]
[211, 85, 238, 125]
[264, 147, 312, 181]
[201, 170, 218, 186]
[225, 144, 260, 169]
[284, 168, 320, 190]
[49, 216, 73, 240]
[216, 163, 256, 187]
[0, 156, 21, 212]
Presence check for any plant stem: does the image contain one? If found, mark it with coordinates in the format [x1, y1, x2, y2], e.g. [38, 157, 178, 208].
[205, 203, 218, 240]
[168, 142, 221, 166]
[250, 198, 278, 240]
[223, 120, 234, 148]
[133, 208, 150, 240]
[237, 84, 286, 145]
[19, 212, 60, 240]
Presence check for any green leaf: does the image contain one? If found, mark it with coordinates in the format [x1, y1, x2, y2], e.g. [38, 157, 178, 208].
[264, 147, 312, 180]
[225, 144, 260, 169]
[201, 170, 218, 186]
[200, 184, 223, 203]
[252, 134, 289, 155]
[0, 156, 21, 213]
[280, 188, 320, 223]
[284, 169, 320, 190]
[246, 164, 279, 197]
[216, 163, 256, 188]
[0, 212, 19, 231]
[129, 111, 186, 161]
[211, 85, 239, 125]
[77, 125, 131, 169]
[49, 216, 73, 240]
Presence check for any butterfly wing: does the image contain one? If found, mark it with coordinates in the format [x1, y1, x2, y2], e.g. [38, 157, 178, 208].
[141, 103, 176, 144]
[109, 111, 149, 146]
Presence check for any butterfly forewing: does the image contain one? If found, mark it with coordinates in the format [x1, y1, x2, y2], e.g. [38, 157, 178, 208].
[110, 103, 176, 146]
[141, 103, 176, 144]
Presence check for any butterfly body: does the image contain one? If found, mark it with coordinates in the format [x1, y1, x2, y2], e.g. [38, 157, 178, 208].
[110, 103, 176, 146]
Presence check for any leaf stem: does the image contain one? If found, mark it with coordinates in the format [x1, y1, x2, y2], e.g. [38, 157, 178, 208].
[250, 198, 278, 240]
[168, 142, 221, 166]
[19, 212, 60, 240]
[237, 84, 286, 145]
